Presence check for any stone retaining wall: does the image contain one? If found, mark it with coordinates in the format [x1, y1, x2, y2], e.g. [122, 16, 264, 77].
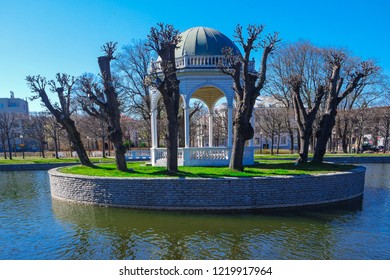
[49, 167, 366, 211]
[0, 163, 76, 171]
[325, 156, 390, 164]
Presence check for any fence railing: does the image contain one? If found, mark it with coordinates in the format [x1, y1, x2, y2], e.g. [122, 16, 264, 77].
[151, 55, 256, 72]
[151, 147, 254, 166]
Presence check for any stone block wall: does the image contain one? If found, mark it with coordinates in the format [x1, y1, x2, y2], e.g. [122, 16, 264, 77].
[49, 167, 366, 210]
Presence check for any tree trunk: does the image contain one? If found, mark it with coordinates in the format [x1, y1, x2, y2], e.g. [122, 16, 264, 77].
[340, 118, 349, 153]
[165, 111, 179, 173]
[109, 128, 127, 171]
[348, 134, 353, 154]
[62, 118, 93, 167]
[289, 130, 294, 154]
[298, 134, 311, 163]
[101, 135, 106, 158]
[6, 133, 12, 160]
[229, 132, 246, 171]
[40, 141, 45, 158]
[1, 140, 7, 159]
[97, 55, 128, 171]
[341, 134, 348, 153]
[296, 128, 301, 154]
[54, 133, 59, 159]
[157, 74, 181, 174]
[384, 119, 389, 153]
[312, 111, 337, 163]
[229, 109, 254, 171]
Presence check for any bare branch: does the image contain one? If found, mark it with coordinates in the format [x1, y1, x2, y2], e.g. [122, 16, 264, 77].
[101, 42, 118, 60]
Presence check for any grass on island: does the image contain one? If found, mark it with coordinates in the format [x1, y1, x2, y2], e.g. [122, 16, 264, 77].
[254, 152, 390, 160]
[59, 160, 355, 178]
[0, 156, 115, 165]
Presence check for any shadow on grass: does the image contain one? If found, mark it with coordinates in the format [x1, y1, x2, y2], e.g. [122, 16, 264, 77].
[66, 161, 355, 178]
[254, 162, 354, 172]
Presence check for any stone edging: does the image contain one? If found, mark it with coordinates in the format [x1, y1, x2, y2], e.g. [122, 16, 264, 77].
[0, 162, 77, 171]
[49, 166, 366, 211]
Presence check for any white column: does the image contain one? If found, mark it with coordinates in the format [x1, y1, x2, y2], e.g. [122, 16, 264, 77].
[209, 112, 213, 147]
[184, 106, 190, 148]
[227, 106, 233, 147]
[151, 109, 158, 148]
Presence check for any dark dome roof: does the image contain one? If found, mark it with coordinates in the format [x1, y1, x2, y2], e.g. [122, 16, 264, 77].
[175, 27, 241, 57]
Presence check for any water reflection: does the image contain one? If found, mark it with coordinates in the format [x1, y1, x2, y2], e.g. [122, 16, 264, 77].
[1, 164, 390, 260]
[51, 198, 364, 260]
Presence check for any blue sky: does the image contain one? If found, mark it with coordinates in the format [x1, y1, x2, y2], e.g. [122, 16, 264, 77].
[1, 0, 389, 112]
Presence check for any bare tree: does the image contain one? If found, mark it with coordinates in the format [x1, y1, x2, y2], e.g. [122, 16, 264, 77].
[114, 40, 159, 141]
[220, 24, 279, 171]
[26, 74, 93, 166]
[44, 115, 63, 158]
[25, 113, 49, 158]
[312, 50, 380, 162]
[0, 123, 7, 159]
[378, 106, 390, 153]
[79, 42, 128, 171]
[77, 113, 109, 157]
[213, 105, 228, 146]
[0, 112, 18, 159]
[178, 102, 203, 147]
[146, 23, 181, 173]
[268, 42, 326, 162]
[336, 65, 385, 153]
[256, 107, 285, 155]
[287, 75, 325, 163]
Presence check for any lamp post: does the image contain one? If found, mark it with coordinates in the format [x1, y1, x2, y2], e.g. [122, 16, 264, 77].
[20, 135, 25, 159]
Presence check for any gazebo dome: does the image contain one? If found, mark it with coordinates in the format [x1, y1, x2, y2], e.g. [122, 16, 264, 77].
[175, 27, 241, 57]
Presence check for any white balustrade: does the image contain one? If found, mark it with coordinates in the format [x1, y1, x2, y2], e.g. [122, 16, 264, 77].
[151, 147, 254, 166]
[151, 55, 256, 73]
[125, 149, 151, 160]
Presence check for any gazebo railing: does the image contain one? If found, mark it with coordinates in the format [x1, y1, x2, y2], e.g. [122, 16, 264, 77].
[151, 55, 256, 72]
[125, 149, 151, 160]
[151, 147, 254, 166]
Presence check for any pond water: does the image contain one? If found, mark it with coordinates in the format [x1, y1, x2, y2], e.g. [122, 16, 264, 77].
[0, 164, 389, 260]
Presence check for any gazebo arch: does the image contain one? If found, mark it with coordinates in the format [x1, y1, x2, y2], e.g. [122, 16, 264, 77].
[149, 26, 255, 166]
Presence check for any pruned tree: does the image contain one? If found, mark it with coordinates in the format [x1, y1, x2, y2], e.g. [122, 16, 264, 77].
[268, 42, 326, 162]
[146, 23, 181, 173]
[312, 50, 380, 162]
[220, 24, 280, 171]
[288, 75, 325, 162]
[79, 42, 128, 171]
[26, 73, 93, 166]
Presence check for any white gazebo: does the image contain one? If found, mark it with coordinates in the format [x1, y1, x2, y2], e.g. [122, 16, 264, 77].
[149, 26, 255, 166]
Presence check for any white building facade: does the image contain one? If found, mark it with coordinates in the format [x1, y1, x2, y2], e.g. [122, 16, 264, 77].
[0, 91, 29, 115]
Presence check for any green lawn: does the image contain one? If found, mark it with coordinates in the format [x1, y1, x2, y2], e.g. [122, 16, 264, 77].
[0, 157, 115, 165]
[254, 153, 390, 160]
[59, 161, 355, 178]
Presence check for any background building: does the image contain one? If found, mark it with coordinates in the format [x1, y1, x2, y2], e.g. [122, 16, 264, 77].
[0, 91, 29, 115]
